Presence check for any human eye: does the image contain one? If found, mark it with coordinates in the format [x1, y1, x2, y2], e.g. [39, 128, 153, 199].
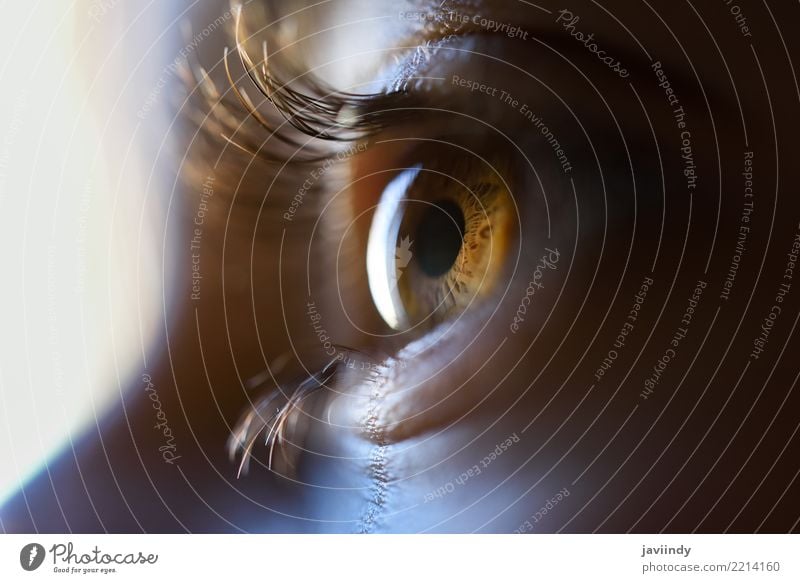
[89, 3, 800, 532]
[4, 0, 800, 544]
[364, 143, 518, 331]
[179, 0, 789, 534]
[209, 3, 596, 487]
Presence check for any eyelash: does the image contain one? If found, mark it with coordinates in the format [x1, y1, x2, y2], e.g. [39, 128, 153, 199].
[188, 3, 501, 169]
[186, 7, 531, 477]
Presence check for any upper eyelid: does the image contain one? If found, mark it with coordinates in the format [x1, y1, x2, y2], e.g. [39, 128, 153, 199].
[214, 20, 516, 147]
[195, 7, 731, 191]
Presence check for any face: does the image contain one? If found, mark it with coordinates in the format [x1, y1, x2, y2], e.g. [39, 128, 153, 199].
[2, 0, 799, 534]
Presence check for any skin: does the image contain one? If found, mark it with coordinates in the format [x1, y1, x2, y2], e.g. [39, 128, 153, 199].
[2, 0, 799, 533]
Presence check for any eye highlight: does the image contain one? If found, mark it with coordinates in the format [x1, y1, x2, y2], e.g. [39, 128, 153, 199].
[366, 154, 516, 332]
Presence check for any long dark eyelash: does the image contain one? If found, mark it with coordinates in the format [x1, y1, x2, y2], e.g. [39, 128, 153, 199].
[227, 356, 338, 478]
[184, 5, 393, 164]
[227, 346, 385, 478]
[183, 2, 457, 167]
[182, 2, 433, 477]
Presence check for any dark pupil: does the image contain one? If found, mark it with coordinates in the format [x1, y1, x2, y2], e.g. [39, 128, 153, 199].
[414, 200, 465, 277]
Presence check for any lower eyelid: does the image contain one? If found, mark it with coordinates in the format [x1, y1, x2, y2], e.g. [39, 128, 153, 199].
[370, 303, 513, 442]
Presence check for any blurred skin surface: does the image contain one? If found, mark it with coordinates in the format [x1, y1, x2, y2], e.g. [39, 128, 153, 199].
[2, 0, 800, 533]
